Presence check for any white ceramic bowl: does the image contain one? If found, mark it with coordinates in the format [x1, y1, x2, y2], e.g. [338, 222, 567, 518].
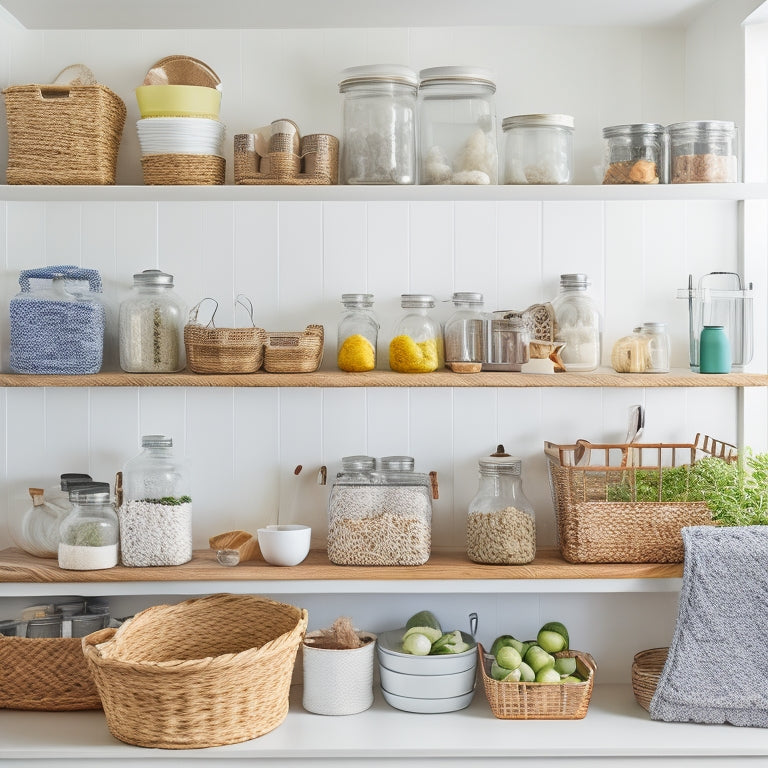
[376, 628, 477, 675]
[257, 524, 311, 566]
[380, 687, 475, 714]
[378, 664, 476, 699]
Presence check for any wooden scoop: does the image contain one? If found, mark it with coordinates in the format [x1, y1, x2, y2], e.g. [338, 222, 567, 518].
[208, 530, 261, 563]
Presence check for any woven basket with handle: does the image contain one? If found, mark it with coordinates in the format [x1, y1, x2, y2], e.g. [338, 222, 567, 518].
[82, 593, 308, 749]
[263, 325, 324, 372]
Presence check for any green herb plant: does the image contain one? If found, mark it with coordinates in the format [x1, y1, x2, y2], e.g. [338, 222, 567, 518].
[140, 495, 192, 505]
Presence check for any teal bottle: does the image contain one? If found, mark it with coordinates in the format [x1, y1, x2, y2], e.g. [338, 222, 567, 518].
[699, 325, 731, 373]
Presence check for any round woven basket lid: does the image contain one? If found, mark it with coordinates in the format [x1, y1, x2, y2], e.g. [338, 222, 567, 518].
[143, 55, 222, 91]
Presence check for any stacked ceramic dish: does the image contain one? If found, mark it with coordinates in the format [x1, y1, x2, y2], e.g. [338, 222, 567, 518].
[135, 55, 226, 185]
[376, 628, 477, 713]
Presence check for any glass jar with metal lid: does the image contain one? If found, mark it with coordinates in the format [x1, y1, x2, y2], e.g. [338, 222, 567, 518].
[602, 123, 666, 184]
[337, 293, 379, 372]
[338, 65, 418, 185]
[667, 121, 738, 183]
[58, 485, 119, 571]
[118, 268, 186, 372]
[502, 114, 574, 184]
[444, 292, 486, 372]
[551, 273, 602, 372]
[389, 294, 444, 373]
[418, 67, 498, 184]
[467, 455, 535, 564]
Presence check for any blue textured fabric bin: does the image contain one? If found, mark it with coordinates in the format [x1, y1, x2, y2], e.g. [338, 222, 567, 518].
[9, 265, 105, 374]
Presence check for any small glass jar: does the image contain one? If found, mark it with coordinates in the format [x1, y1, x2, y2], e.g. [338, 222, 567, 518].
[602, 124, 665, 184]
[444, 292, 486, 371]
[119, 269, 186, 373]
[418, 67, 498, 184]
[667, 121, 738, 183]
[389, 294, 443, 373]
[58, 486, 119, 571]
[551, 274, 602, 372]
[467, 456, 535, 564]
[120, 434, 192, 567]
[339, 65, 418, 185]
[337, 293, 379, 372]
[502, 114, 574, 184]
[482, 317, 530, 371]
[641, 322, 671, 373]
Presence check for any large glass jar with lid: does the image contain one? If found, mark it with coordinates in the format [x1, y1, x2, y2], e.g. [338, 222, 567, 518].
[418, 67, 498, 184]
[467, 455, 535, 564]
[119, 434, 191, 567]
[667, 121, 738, 183]
[551, 273, 602, 372]
[338, 65, 418, 184]
[389, 294, 443, 373]
[502, 114, 574, 184]
[58, 485, 119, 571]
[602, 123, 666, 184]
[337, 293, 379, 372]
[119, 269, 186, 373]
[444, 292, 486, 372]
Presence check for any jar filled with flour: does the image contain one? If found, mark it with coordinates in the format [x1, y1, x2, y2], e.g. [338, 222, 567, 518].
[58, 486, 119, 571]
[119, 435, 192, 566]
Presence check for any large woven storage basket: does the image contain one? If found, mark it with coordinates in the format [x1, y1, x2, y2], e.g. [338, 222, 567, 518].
[0, 636, 101, 710]
[478, 644, 595, 720]
[3, 83, 126, 185]
[544, 434, 736, 563]
[82, 593, 308, 749]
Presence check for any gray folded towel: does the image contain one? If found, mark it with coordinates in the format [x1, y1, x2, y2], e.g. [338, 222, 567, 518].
[650, 525, 768, 727]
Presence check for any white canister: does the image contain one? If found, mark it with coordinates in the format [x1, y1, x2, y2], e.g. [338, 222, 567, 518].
[302, 630, 376, 715]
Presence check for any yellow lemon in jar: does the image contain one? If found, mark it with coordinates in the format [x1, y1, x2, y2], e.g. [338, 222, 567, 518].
[337, 334, 376, 372]
[389, 335, 439, 373]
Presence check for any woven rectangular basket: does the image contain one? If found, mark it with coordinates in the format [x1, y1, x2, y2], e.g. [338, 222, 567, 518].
[0, 636, 101, 710]
[82, 593, 308, 749]
[263, 325, 324, 373]
[478, 644, 595, 720]
[3, 83, 126, 185]
[544, 433, 737, 563]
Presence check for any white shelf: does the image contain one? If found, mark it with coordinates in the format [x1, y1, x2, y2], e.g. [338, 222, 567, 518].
[1, 684, 765, 765]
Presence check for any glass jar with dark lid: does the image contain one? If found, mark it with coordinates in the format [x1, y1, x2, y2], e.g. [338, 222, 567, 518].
[602, 123, 666, 184]
[58, 485, 119, 571]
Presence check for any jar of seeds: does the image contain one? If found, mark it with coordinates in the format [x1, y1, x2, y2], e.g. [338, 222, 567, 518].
[466, 454, 536, 564]
[327, 455, 434, 566]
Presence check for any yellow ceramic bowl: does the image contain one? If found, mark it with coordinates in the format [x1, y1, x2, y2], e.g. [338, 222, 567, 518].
[135, 84, 221, 119]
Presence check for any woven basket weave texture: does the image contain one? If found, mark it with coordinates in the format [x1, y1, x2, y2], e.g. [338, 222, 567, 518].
[263, 325, 324, 373]
[82, 593, 308, 748]
[631, 647, 668, 712]
[141, 153, 225, 185]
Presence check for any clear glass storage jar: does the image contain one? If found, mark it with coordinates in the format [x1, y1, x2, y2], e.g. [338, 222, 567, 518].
[551, 273, 602, 372]
[339, 65, 418, 185]
[58, 485, 119, 571]
[467, 456, 535, 564]
[327, 455, 433, 566]
[119, 269, 186, 373]
[418, 67, 498, 184]
[640, 322, 671, 373]
[602, 123, 665, 184]
[667, 121, 738, 183]
[502, 113, 574, 184]
[389, 294, 444, 372]
[337, 293, 379, 372]
[119, 434, 192, 567]
[444, 292, 486, 372]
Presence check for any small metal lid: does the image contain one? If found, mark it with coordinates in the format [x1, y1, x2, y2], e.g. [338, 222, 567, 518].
[666, 120, 736, 134]
[339, 64, 418, 90]
[503, 114, 574, 130]
[141, 434, 173, 448]
[379, 455, 415, 471]
[451, 291, 484, 305]
[642, 322, 667, 330]
[133, 269, 174, 286]
[478, 456, 522, 475]
[418, 66, 496, 91]
[602, 123, 665, 138]
[341, 293, 374, 307]
[560, 273, 590, 289]
[400, 294, 436, 309]
[341, 455, 376, 472]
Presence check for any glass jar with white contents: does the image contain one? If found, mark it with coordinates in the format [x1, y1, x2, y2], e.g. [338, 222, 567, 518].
[58, 486, 119, 571]
[551, 273, 602, 372]
[502, 114, 574, 184]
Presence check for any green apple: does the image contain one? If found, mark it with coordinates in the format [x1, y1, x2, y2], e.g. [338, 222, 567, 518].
[536, 666, 562, 683]
[490, 634, 524, 658]
[517, 661, 536, 682]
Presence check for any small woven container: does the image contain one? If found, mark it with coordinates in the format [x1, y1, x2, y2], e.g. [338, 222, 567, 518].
[82, 593, 308, 749]
[632, 647, 668, 711]
[3, 83, 126, 185]
[141, 153, 225, 185]
[544, 434, 736, 563]
[478, 644, 595, 720]
[0, 636, 101, 711]
[264, 325, 324, 373]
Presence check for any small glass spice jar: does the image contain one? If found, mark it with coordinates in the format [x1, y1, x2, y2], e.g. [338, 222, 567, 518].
[337, 293, 379, 372]
[602, 123, 666, 184]
[119, 269, 186, 373]
[389, 294, 444, 373]
[502, 114, 574, 184]
[444, 292, 486, 372]
[667, 121, 738, 183]
[641, 322, 671, 373]
[58, 485, 119, 571]
[418, 67, 498, 184]
[551, 273, 602, 372]
[339, 65, 418, 185]
[467, 455, 536, 564]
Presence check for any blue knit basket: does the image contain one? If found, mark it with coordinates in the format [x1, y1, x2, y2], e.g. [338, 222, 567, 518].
[9, 265, 105, 374]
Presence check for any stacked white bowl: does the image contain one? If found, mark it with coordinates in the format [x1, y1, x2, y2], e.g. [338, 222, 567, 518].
[137, 116, 225, 156]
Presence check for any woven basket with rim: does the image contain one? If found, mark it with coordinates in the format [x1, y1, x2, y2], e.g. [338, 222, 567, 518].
[141, 153, 225, 185]
[478, 644, 596, 720]
[264, 325, 324, 372]
[0, 636, 101, 710]
[82, 593, 308, 749]
[632, 647, 668, 711]
[3, 83, 126, 185]
[544, 433, 737, 563]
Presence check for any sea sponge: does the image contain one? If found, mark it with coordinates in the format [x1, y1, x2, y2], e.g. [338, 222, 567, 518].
[338, 334, 376, 372]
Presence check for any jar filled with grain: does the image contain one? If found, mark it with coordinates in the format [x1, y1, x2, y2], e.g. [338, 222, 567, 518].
[389, 294, 443, 373]
[602, 124, 666, 184]
[327, 455, 433, 566]
[337, 294, 379, 372]
[466, 456, 535, 564]
[667, 121, 738, 183]
[58, 485, 119, 571]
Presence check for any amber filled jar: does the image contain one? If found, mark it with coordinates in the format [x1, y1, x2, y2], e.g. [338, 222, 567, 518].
[602, 124, 665, 184]
[389, 295, 443, 372]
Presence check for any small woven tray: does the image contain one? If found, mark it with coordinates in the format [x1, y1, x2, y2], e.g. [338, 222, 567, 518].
[478, 644, 595, 720]
[264, 324, 324, 373]
[632, 647, 668, 711]
[142, 153, 225, 185]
